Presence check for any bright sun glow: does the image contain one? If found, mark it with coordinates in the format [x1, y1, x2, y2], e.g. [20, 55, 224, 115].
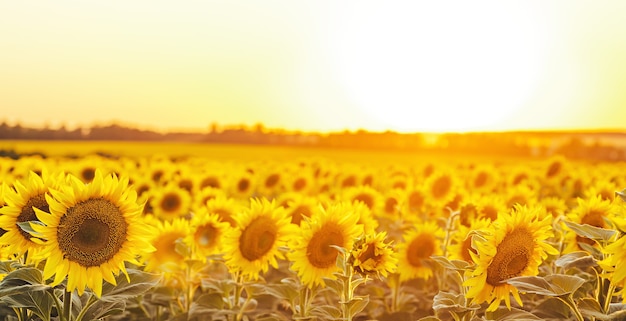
[328, 2, 546, 132]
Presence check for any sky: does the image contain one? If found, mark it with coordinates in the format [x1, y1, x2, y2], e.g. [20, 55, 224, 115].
[2, 1, 626, 133]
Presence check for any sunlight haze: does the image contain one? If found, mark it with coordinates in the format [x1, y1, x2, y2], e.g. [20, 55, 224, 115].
[2, 1, 626, 133]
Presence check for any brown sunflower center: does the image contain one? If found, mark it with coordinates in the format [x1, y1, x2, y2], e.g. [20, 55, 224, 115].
[474, 172, 488, 188]
[239, 216, 277, 261]
[81, 168, 96, 182]
[237, 179, 250, 192]
[178, 179, 193, 192]
[58, 198, 128, 267]
[486, 227, 534, 286]
[200, 176, 220, 189]
[213, 208, 236, 227]
[265, 174, 280, 188]
[353, 193, 374, 209]
[195, 223, 218, 248]
[17, 193, 48, 239]
[290, 205, 312, 225]
[432, 176, 452, 199]
[461, 234, 477, 263]
[160, 192, 182, 213]
[307, 222, 344, 268]
[546, 161, 561, 178]
[408, 191, 425, 210]
[406, 233, 436, 268]
[293, 178, 307, 191]
[384, 197, 398, 214]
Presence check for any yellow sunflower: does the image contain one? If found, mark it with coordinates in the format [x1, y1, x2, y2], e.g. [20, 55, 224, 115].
[31, 170, 155, 297]
[464, 204, 558, 311]
[342, 185, 384, 214]
[539, 196, 568, 218]
[284, 194, 318, 226]
[288, 202, 364, 288]
[229, 170, 257, 199]
[396, 220, 444, 282]
[190, 186, 225, 213]
[468, 164, 498, 194]
[599, 215, 626, 290]
[222, 198, 295, 280]
[205, 195, 244, 227]
[150, 183, 192, 221]
[505, 183, 537, 209]
[563, 195, 619, 253]
[0, 170, 64, 262]
[187, 208, 230, 260]
[475, 194, 507, 222]
[448, 218, 491, 263]
[143, 218, 191, 274]
[350, 231, 397, 278]
[425, 168, 457, 209]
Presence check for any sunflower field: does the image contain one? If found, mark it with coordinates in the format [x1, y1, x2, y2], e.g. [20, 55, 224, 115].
[1, 142, 626, 321]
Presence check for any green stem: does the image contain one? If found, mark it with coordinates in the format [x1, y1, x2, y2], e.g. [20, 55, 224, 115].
[559, 295, 584, 321]
[341, 253, 354, 321]
[74, 294, 98, 321]
[389, 273, 401, 313]
[63, 290, 73, 321]
[603, 282, 616, 314]
[298, 286, 311, 318]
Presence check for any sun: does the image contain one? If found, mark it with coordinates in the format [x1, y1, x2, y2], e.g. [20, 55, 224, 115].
[327, 2, 547, 132]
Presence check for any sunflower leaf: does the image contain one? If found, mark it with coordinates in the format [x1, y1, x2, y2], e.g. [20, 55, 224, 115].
[345, 295, 369, 317]
[416, 317, 442, 321]
[486, 306, 543, 321]
[506, 274, 586, 297]
[530, 297, 572, 319]
[554, 251, 597, 269]
[17, 220, 45, 237]
[577, 297, 608, 320]
[432, 291, 479, 314]
[616, 189, 626, 203]
[0, 267, 45, 288]
[98, 269, 161, 302]
[563, 220, 616, 243]
[431, 256, 470, 271]
[309, 304, 341, 320]
[80, 300, 126, 321]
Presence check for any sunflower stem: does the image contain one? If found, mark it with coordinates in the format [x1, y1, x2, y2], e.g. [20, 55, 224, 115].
[63, 290, 73, 321]
[340, 251, 355, 321]
[559, 295, 584, 321]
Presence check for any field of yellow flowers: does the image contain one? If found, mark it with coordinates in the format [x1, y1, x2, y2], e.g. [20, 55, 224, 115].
[0, 141, 625, 321]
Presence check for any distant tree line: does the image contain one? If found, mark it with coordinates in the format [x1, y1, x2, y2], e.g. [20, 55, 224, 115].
[0, 122, 625, 161]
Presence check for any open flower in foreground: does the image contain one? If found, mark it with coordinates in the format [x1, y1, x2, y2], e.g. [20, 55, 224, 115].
[289, 202, 364, 288]
[350, 231, 397, 278]
[223, 198, 296, 280]
[32, 170, 155, 297]
[464, 205, 558, 311]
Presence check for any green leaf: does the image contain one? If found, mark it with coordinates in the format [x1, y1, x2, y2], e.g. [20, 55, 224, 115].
[563, 220, 616, 243]
[0, 261, 13, 274]
[264, 283, 299, 304]
[431, 256, 470, 271]
[530, 297, 571, 319]
[554, 251, 597, 269]
[578, 297, 608, 320]
[346, 295, 369, 316]
[616, 189, 626, 202]
[80, 300, 126, 321]
[17, 220, 45, 237]
[99, 269, 161, 302]
[1, 290, 54, 321]
[309, 304, 341, 320]
[0, 267, 49, 297]
[486, 307, 543, 321]
[201, 278, 236, 294]
[432, 291, 479, 314]
[417, 317, 442, 321]
[506, 274, 586, 297]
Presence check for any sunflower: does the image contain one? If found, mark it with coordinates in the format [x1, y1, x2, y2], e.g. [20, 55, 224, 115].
[0, 170, 64, 262]
[469, 164, 498, 194]
[380, 188, 405, 219]
[143, 218, 190, 274]
[543, 155, 568, 186]
[284, 194, 318, 226]
[31, 170, 155, 297]
[342, 185, 383, 214]
[425, 168, 457, 209]
[396, 220, 444, 282]
[599, 215, 626, 289]
[288, 202, 364, 288]
[191, 186, 225, 213]
[229, 170, 257, 199]
[257, 167, 284, 197]
[464, 204, 558, 311]
[563, 195, 619, 253]
[505, 183, 537, 209]
[205, 195, 243, 227]
[540, 196, 568, 218]
[448, 218, 491, 263]
[150, 183, 192, 221]
[350, 231, 397, 278]
[222, 198, 295, 280]
[187, 209, 230, 260]
[584, 179, 619, 202]
[475, 194, 507, 222]
[351, 201, 379, 235]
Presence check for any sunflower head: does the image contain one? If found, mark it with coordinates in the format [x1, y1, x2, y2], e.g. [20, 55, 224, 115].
[32, 170, 156, 297]
[187, 208, 230, 259]
[464, 204, 558, 311]
[288, 202, 364, 288]
[396, 220, 444, 282]
[349, 231, 397, 278]
[564, 195, 618, 253]
[223, 198, 296, 280]
[150, 183, 192, 221]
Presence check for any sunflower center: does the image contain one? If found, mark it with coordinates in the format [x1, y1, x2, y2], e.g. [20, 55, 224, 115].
[486, 227, 534, 286]
[81, 168, 96, 182]
[546, 162, 561, 178]
[474, 172, 488, 188]
[265, 174, 280, 188]
[58, 198, 128, 267]
[481, 205, 498, 221]
[195, 224, 218, 248]
[214, 208, 236, 227]
[290, 205, 312, 225]
[307, 222, 344, 268]
[384, 198, 398, 214]
[201, 177, 220, 189]
[353, 193, 374, 209]
[17, 193, 48, 239]
[461, 235, 477, 263]
[239, 216, 277, 261]
[432, 176, 452, 199]
[342, 176, 357, 188]
[160, 193, 182, 213]
[178, 179, 193, 192]
[408, 191, 425, 210]
[237, 179, 250, 192]
[293, 178, 307, 191]
[406, 234, 435, 268]
[358, 243, 380, 265]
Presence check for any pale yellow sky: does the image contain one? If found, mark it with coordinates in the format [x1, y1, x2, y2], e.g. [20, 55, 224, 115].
[1, 1, 626, 133]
